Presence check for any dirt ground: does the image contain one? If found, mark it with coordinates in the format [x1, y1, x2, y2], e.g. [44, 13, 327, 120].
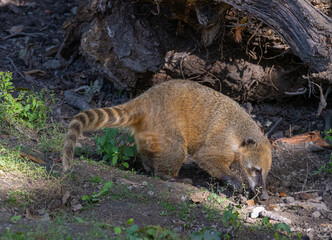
[0, 0, 331, 239]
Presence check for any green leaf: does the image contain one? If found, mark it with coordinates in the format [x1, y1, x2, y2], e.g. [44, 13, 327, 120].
[123, 147, 134, 157]
[112, 155, 118, 165]
[122, 162, 129, 168]
[126, 218, 134, 226]
[98, 181, 113, 196]
[111, 146, 119, 153]
[114, 227, 122, 235]
[11, 215, 22, 223]
[82, 195, 91, 201]
[273, 223, 291, 235]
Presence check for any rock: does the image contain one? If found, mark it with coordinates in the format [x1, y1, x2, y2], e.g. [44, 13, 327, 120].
[147, 191, 154, 196]
[180, 196, 188, 202]
[283, 196, 295, 203]
[62, 190, 71, 205]
[311, 211, 321, 218]
[72, 203, 83, 212]
[42, 59, 61, 70]
[250, 206, 265, 218]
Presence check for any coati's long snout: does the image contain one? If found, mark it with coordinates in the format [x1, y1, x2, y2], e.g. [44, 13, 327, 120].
[62, 104, 139, 171]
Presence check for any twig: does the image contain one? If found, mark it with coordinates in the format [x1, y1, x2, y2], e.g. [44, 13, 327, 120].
[2, 32, 44, 40]
[269, 65, 279, 91]
[269, 171, 285, 183]
[292, 189, 319, 195]
[247, 22, 263, 45]
[284, 88, 307, 95]
[6, 57, 30, 82]
[312, 82, 328, 117]
[262, 49, 290, 60]
[307, 155, 320, 168]
[266, 117, 283, 137]
[301, 162, 309, 192]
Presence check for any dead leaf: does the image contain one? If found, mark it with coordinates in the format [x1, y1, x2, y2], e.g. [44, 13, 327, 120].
[20, 153, 46, 165]
[277, 131, 331, 148]
[280, 192, 286, 197]
[267, 204, 278, 211]
[246, 199, 255, 206]
[23, 69, 47, 78]
[7, 25, 24, 35]
[234, 17, 247, 43]
[62, 190, 71, 205]
[190, 191, 210, 203]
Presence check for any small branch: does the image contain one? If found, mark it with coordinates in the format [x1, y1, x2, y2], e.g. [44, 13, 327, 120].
[266, 117, 283, 137]
[312, 82, 328, 117]
[2, 32, 44, 40]
[292, 189, 319, 195]
[6, 57, 31, 82]
[301, 162, 309, 192]
[284, 87, 307, 95]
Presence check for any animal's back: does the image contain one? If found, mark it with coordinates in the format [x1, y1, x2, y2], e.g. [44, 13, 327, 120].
[132, 80, 263, 153]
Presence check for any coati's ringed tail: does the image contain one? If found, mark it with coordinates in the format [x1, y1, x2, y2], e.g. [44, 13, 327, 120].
[62, 105, 138, 171]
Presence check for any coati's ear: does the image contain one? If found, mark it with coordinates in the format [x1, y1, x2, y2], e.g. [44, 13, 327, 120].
[242, 137, 257, 147]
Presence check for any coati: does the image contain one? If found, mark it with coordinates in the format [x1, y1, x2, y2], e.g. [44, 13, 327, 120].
[62, 80, 272, 199]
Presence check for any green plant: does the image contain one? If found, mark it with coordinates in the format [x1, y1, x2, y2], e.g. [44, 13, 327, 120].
[89, 175, 102, 185]
[95, 128, 137, 169]
[190, 227, 221, 240]
[6, 190, 33, 210]
[0, 71, 53, 129]
[10, 215, 22, 223]
[113, 218, 179, 240]
[222, 205, 241, 230]
[313, 129, 332, 175]
[82, 180, 113, 205]
[274, 223, 290, 240]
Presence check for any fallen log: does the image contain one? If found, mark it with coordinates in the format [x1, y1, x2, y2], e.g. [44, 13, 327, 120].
[215, 0, 332, 74]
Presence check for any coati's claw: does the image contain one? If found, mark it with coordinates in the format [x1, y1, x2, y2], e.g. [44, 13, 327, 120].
[222, 176, 242, 191]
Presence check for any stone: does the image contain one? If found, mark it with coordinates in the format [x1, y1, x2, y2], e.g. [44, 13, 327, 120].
[283, 196, 295, 203]
[311, 211, 321, 218]
[42, 59, 61, 70]
[250, 206, 265, 218]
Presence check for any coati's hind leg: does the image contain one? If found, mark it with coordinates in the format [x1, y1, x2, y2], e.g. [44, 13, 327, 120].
[193, 152, 242, 190]
[136, 132, 186, 179]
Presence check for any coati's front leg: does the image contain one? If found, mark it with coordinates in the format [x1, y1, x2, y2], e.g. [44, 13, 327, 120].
[193, 153, 242, 190]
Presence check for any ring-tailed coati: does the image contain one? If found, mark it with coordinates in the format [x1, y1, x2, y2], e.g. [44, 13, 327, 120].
[62, 80, 272, 199]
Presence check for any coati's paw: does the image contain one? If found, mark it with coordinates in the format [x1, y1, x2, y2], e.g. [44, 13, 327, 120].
[221, 175, 242, 191]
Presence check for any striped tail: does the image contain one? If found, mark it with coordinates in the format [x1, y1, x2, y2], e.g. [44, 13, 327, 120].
[62, 104, 138, 171]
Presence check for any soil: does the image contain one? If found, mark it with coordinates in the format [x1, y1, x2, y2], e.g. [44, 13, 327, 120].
[0, 0, 331, 239]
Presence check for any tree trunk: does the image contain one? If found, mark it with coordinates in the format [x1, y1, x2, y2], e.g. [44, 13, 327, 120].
[215, 0, 332, 73]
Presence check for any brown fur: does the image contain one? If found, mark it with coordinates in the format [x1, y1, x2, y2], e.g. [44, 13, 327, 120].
[62, 80, 272, 198]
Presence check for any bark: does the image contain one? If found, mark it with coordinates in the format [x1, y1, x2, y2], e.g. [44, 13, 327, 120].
[215, 0, 332, 73]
